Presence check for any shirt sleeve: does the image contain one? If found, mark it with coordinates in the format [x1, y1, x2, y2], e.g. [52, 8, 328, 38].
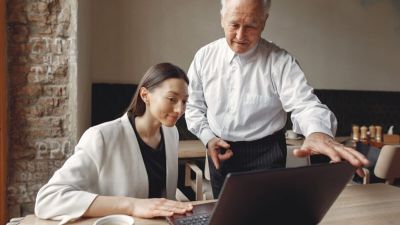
[185, 49, 216, 146]
[34, 128, 103, 224]
[273, 52, 337, 137]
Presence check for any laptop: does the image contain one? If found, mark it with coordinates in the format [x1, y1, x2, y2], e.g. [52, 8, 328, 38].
[167, 161, 355, 225]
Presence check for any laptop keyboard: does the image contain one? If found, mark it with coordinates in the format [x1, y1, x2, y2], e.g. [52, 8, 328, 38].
[175, 213, 210, 225]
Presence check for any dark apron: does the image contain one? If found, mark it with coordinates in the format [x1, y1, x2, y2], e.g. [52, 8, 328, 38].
[208, 129, 287, 198]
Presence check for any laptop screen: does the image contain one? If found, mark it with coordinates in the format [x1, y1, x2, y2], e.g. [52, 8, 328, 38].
[167, 162, 355, 225]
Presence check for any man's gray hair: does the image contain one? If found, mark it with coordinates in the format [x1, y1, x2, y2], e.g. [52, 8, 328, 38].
[220, 0, 271, 17]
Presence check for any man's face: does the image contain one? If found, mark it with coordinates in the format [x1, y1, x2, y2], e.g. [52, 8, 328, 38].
[221, 0, 267, 54]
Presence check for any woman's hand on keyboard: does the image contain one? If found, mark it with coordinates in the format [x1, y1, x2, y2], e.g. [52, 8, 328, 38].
[127, 198, 193, 218]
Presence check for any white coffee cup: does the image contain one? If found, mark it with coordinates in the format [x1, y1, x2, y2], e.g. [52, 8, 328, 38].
[93, 215, 134, 225]
[285, 130, 298, 139]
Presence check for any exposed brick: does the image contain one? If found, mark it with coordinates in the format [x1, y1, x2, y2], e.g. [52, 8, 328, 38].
[54, 23, 70, 37]
[10, 25, 30, 43]
[7, 183, 32, 204]
[11, 149, 36, 161]
[15, 171, 49, 183]
[26, 106, 45, 117]
[9, 64, 30, 74]
[26, 37, 51, 55]
[37, 96, 67, 107]
[8, 2, 27, 24]
[24, 103, 68, 117]
[8, 43, 28, 55]
[28, 54, 45, 64]
[24, 116, 64, 128]
[36, 2, 49, 13]
[21, 203, 35, 216]
[30, 24, 52, 35]
[27, 70, 54, 84]
[43, 85, 67, 96]
[26, 2, 50, 23]
[57, 7, 70, 23]
[9, 56, 30, 65]
[12, 84, 43, 97]
[7, 0, 76, 217]
[12, 96, 38, 107]
[26, 14, 48, 25]
[7, 204, 21, 218]
[48, 0, 62, 14]
[25, 127, 64, 138]
[9, 71, 28, 86]
[53, 74, 69, 84]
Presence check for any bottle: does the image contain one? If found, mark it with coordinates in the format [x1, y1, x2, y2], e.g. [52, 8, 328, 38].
[369, 125, 376, 147]
[375, 125, 383, 148]
[360, 126, 368, 144]
[352, 125, 360, 141]
[369, 125, 376, 140]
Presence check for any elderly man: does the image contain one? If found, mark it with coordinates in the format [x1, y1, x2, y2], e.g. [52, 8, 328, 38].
[186, 0, 368, 197]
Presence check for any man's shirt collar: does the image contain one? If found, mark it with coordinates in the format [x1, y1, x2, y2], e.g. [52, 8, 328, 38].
[225, 39, 260, 65]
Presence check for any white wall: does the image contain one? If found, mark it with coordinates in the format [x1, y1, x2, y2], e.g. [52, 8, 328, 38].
[91, 0, 221, 84]
[266, 0, 400, 91]
[77, 0, 93, 136]
[90, 0, 400, 91]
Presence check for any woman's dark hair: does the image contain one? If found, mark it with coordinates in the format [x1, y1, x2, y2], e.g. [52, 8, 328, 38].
[127, 63, 189, 116]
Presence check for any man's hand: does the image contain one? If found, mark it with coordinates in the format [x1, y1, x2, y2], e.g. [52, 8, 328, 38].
[207, 137, 233, 169]
[293, 132, 369, 177]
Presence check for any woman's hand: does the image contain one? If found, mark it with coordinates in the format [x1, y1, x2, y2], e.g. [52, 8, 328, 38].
[127, 198, 193, 218]
[83, 196, 192, 218]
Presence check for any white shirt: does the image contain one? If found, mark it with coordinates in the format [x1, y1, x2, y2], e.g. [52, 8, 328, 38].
[186, 38, 337, 145]
[35, 114, 179, 224]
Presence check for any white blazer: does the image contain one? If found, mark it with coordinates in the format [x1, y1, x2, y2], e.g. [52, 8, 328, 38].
[35, 113, 179, 223]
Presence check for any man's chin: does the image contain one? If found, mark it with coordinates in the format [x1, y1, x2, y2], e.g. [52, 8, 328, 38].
[232, 45, 250, 54]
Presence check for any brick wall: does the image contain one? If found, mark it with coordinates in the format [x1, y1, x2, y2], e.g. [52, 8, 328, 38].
[7, 0, 77, 218]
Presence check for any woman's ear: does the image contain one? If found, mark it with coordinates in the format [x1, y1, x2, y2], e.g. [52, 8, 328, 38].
[139, 87, 149, 104]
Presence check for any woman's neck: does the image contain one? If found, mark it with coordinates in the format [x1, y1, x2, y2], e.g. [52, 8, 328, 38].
[134, 113, 161, 139]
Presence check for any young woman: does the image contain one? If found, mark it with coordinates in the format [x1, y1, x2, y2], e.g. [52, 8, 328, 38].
[35, 63, 193, 223]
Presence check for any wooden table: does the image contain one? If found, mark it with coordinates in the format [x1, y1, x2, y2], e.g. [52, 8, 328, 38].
[320, 184, 400, 224]
[17, 184, 400, 225]
[286, 136, 353, 146]
[178, 140, 205, 159]
[178, 137, 354, 159]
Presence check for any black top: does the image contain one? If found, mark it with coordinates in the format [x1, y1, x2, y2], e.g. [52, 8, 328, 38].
[129, 114, 167, 198]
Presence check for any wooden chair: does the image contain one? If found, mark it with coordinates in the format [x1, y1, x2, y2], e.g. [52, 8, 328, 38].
[363, 145, 400, 185]
[184, 156, 213, 201]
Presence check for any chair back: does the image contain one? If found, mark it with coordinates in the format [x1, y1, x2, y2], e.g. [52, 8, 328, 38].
[204, 153, 211, 180]
[374, 145, 400, 184]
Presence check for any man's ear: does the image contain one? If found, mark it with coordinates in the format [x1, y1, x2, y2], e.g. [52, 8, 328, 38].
[139, 87, 149, 104]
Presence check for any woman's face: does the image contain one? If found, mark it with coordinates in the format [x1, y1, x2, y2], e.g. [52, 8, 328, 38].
[142, 78, 189, 127]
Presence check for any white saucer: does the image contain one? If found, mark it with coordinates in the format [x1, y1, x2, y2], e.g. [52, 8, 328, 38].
[93, 215, 134, 225]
